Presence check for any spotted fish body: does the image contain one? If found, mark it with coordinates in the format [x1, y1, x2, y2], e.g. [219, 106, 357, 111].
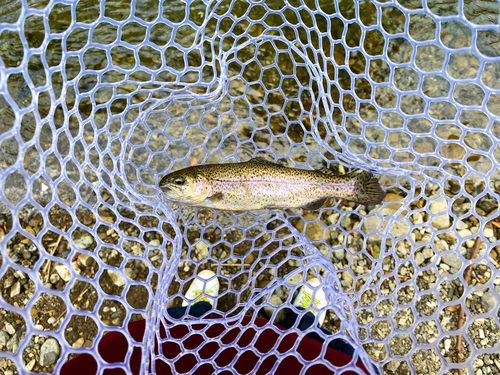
[159, 159, 385, 211]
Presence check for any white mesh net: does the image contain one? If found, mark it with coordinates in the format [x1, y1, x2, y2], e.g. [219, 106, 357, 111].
[1, 0, 500, 374]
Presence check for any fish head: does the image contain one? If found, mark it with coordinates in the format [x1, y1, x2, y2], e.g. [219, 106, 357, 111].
[159, 169, 211, 204]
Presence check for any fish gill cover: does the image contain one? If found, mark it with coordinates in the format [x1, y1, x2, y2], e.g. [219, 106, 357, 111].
[0, 0, 499, 374]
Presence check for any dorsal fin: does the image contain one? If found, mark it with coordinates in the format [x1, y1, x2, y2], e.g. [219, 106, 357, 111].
[248, 158, 282, 167]
[319, 168, 336, 176]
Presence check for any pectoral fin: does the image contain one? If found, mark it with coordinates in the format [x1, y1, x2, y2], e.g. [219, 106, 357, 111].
[301, 198, 327, 211]
[207, 192, 224, 203]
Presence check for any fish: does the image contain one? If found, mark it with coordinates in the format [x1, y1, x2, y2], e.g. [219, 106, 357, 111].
[159, 158, 386, 211]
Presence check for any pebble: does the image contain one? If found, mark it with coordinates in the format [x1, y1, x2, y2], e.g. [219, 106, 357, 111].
[495, 359, 500, 370]
[390, 221, 410, 238]
[124, 267, 134, 279]
[436, 239, 449, 252]
[50, 273, 60, 284]
[78, 253, 92, 267]
[287, 273, 303, 286]
[340, 215, 351, 229]
[440, 263, 450, 271]
[10, 282, 21, 298]
[108, 270, 126, 287]
[341, 271, 354, 290]
[0, 331, 8, 346]
[25, 358, 36, 372]
[484, 228, 494, 238]
[458, 228, 472, 238]
[430, 197, 450, 230]
[386, 360, 401, 372]
[412, 212, 423, 225]
[150, 255, 161, 263]
[333, 249, 345, 260]
[6, 335, 18, 352]
[72, 337, 85, 348]
[444, 339, 451, 351]
[244, 253, 255, 264]
[55, 265, 71, 282]
[47, 317, 56, 325]
[362, 215, 382, 237]
[303, 220, 326, 241]
[456, 220, 468, 230]
[149, 239, 161, 247]
[74, 233, 94, 249]
[422, 248, 434, 259]
[3, 276, 14, 289]
[40, 338, 60, 367]
[362, 207, 395, 242]
[415, 252, 425, 266]
[195, 242, 209, 259]
[319, 245, 330, 258]
[4, 323, 15, 335]
[441, 254, 462, 270]
[384, 193, 404, 210]
[479, 329, 485, 339]
[327, 213, 340, 225]
[481, 292, 496, 312]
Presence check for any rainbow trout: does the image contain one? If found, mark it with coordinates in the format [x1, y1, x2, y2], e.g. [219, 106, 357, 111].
[159, 158, 385, 211]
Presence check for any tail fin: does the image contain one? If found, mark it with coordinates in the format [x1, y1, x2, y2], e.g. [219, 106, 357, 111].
[345, 169, 386, 205]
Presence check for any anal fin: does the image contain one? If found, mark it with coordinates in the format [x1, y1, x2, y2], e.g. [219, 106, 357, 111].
[301, 198, 327, 211]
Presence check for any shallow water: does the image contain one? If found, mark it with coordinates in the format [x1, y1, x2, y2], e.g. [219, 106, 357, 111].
[1, 0, 498, 194]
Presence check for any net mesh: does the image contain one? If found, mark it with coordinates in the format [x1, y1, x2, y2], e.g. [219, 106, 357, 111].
[1, 0, 500, 373]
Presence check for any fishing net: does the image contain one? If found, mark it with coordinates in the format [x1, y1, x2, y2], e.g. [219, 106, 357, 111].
[1, 0, 500, 373]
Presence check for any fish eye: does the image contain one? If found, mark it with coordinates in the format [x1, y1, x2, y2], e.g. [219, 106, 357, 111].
[174, 177, 185, 185]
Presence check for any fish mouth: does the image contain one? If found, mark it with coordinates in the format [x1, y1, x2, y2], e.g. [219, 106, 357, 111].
[160, 185, 184, 201]
[160, 183, 179, 194]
